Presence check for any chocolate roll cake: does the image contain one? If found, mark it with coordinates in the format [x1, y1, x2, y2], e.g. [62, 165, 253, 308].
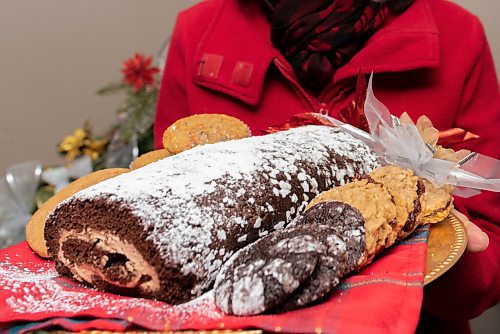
[45, 125, 379, 304]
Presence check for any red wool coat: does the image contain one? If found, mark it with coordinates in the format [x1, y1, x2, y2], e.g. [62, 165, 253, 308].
[155, 0, 499, 331]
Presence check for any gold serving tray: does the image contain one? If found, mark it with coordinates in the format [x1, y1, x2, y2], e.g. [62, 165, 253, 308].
[424, 212, 467, 285]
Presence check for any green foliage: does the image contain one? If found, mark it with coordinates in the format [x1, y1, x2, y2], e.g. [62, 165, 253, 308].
[34, 185, 55, 212]
[96, 82, 128, 96]
[113, 85, 158, 146]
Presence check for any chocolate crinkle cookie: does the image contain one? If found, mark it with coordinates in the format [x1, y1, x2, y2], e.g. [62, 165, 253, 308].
[298, 201, 366, 269]
[280, 203, 366, 310]
[214, 229, 323, 316]
[214, 204, 366, 316]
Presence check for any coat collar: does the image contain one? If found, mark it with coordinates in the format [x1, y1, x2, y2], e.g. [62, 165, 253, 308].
[193, 0, 440, 106]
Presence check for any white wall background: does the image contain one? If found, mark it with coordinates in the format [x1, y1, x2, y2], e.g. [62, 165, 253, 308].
[0, 0, 199, 174]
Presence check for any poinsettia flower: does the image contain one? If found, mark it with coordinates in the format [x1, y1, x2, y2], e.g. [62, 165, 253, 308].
[121, 53, 159, 91]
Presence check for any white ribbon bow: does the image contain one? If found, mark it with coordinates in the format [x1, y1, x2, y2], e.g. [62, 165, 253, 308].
[318, 74, 500, 197]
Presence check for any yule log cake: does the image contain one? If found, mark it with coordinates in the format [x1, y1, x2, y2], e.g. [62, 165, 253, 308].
[45, 125, 380, 304]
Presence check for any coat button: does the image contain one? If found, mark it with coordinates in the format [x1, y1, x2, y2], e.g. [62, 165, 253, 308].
[232, 61, 254, 87]
[198, 53, 224, 79]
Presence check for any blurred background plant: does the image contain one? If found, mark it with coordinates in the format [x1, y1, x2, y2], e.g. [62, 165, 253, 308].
[96, 53, 160, 169]
[0, 52, 163, 249]
[38, 52, 162, 204]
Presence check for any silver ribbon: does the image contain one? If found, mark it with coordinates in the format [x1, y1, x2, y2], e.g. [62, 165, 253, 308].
[0, 160, 42, 248]
[42, 155, 93, 192]
[320, 74, 499, 197]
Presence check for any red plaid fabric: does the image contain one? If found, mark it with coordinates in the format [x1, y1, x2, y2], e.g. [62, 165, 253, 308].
[266, 0, 415, 94]
[0, 227, 428, 334]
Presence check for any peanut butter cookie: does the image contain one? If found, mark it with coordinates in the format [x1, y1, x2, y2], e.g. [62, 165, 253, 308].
[369, 166, 422, 241]
[420, 179, 454, 224]
[162, 114, 251, 154]
[130, 149, 172, 169]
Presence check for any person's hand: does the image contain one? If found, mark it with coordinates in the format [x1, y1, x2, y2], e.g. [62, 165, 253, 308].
[452, 209, 489, 252]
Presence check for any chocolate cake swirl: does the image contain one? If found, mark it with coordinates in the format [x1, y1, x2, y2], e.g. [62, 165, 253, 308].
[45, 125, 379, 304]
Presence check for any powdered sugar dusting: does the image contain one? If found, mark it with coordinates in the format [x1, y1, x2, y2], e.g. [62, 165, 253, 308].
[0, 255, 222, 327]
[54, 126, 379, 299]
[232, 268, 266, 315]
[263, 259, 299, 293]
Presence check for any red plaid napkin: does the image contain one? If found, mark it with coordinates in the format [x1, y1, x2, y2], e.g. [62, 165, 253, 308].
[0, 227, 428, 334]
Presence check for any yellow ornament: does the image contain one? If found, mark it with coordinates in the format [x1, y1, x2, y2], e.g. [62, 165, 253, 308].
[83, 138, 107, 160]
[58, 128, 87, 162]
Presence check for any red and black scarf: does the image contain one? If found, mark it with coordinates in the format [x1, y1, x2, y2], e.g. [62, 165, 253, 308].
[263, 0, 415, 95]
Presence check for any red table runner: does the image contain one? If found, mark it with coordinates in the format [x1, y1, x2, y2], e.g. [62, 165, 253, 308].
[0, 226, 428, 334]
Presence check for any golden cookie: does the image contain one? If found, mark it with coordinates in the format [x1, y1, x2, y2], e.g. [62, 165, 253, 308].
[420, 179, 454, 224]
[369, 166, 421, 240]
[307, 178, 397, 260]
[130, 149, 172, 170]
[26, 168, 129, 258]
[162, 114, 251, 154]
